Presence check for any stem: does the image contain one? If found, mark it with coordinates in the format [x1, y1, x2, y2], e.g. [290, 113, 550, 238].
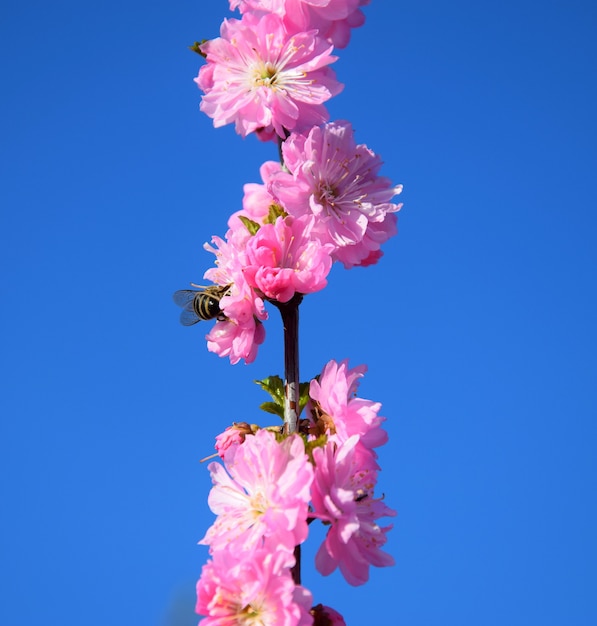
[292, 545, 302, 585]
[275, 132, 301, 583]
[277, 132, 290, 172]
[273, 293, 303, 585]
[274, 293, 302, 435]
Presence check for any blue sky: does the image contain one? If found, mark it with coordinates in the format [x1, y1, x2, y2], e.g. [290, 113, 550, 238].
[1, 1, 596, 624]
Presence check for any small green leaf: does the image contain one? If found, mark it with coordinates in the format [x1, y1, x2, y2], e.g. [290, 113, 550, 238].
[238, 215, 261, 236]
[189, 40, 208, 57]
[255, 375, 285, 402]
[298, 381, 311, 416]
[264, 203, 288, 225]
[259, 402, 284, 420]
[255, 376, 286, 418]
[255, 376, 314, 419]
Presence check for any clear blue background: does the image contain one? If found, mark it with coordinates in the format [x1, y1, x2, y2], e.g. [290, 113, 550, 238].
[2, 1, 596, 624]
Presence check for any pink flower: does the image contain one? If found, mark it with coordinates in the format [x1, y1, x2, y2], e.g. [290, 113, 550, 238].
[270, 120, 403, 267]
[214, 422, 255, 463]
[332, 212, 398, 268]
[243, 215, 334, 303]
[196, 12, 343, 139]
[205, 315, 266, 365]
[284, 0, 370, 49]
[196, 547, 313, 625]
[311, 436, 396, 586]
[203, 234, 268, 364]
[200, 430, 314, 554]
[308, 359, 388, 468]
[229, 0, 370, 49]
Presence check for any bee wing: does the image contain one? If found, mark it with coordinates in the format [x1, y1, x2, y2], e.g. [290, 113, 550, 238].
[173, 290, 200, 326]
[173, 289, 198, 308]
[179, 308, 201, 326]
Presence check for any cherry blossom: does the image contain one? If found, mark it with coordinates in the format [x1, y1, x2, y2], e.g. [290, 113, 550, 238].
[200, 429, 314, 554]
[203, 234, 268, 364]
[243, 215, 334, 303]
[214, 422, 255, 463]
[270, 120, 402, 267]
[284, 0, 370, 49]
[204, 315, 265, 365]
[311, 436, 396, 586]
[196, 547, 313, 625]
[333, 211, 397, 268]
[196, 12, 343, 139]
[229, 0, 370, 49]
[308, 358, 389, 469]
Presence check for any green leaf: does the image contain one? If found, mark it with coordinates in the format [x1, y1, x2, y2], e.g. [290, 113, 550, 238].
[259, 402, 284, 420]
[255, 376, 286, 418]
[189, 40, 208, 58]
[255, 376, 314, 420]
[238, 215, 261, 236]
[255, 375, 285, 401]
[264, 203, 288, 225]
[298, 381, 311, 417]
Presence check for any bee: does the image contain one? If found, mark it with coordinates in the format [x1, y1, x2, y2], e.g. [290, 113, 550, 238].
[173, 284, 231, 326]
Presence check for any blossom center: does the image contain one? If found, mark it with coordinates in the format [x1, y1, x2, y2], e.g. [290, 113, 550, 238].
[254, 62, 279, 88]
[317, 182, 338, 208]
[250, 490, 269, 517]
[238, 603, 265, 625]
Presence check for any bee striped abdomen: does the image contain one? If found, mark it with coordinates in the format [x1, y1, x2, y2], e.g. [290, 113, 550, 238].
[194, 293, 220, 320]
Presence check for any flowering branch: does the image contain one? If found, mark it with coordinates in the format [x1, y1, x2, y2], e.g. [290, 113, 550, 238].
[174, 2, 403, 623]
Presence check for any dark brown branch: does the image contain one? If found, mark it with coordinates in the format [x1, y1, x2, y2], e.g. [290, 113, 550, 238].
[273, 293, 303, 435]
[273, 294, 303, 584]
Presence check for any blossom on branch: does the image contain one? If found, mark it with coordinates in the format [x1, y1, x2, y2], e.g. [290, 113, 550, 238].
[214, 422, 255, 463]
[187, 0, 399, 613]
[196, 12, 343, 139]
[311, 435, 396, 586]
[289, 0, 370, 49]
[203, 233, 268, 365]
[200, 429, 314, 554]
[230, 0, 370, 49]
[270, 120, 402, 267]
[243, 215, 334, 303]
[196, 547, 313, 625]
[308, 358, 389, 469]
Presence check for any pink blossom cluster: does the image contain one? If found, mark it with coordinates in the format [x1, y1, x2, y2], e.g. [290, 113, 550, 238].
[230, 0, 371, 49]
[196, 360, 395, 623]
[196, 1, 370, 140]
[307, 360, 396, 586]
[196, 548, 313, 625]
[271, 120, 402, 268]
[190, 1, 402, 365]
[201, 121, 401, 364]
[203, 209, 334, 364]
